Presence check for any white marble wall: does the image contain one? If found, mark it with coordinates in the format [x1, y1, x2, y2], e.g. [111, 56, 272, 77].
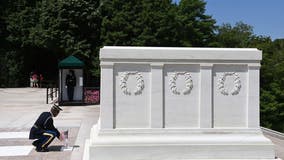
[99, 47, 262, 130]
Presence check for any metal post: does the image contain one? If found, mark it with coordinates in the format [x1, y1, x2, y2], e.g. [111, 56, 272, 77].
[46, 87, 49, 104]
[50, 88, 53, 101]
[55, 88, 58, 98]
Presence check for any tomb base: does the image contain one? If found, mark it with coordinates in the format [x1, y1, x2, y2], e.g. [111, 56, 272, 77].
[85, 123, 275, 160]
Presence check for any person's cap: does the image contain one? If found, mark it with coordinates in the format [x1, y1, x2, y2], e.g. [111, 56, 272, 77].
[51, 104, 62, 111]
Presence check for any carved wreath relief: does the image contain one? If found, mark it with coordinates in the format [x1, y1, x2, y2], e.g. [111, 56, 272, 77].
[169, 72, 193, 95]
[217, 72, 241, 96]
[120, 71, 144, 95]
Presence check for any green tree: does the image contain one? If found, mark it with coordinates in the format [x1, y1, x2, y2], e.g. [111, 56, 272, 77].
[6, 0, 102, 82]
[101, 0, 215, 47]
[176, 0, 216, 46]
[0, 0, 34, 87]
[260, 39, 284, 132]
[7, 0, 101, 55]
[3, 0, 218, 86]
[101, 0, 180, 46]
[212, 22, 254, 47]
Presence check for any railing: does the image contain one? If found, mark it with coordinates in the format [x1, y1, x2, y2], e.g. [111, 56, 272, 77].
[261, 127, 284, 140]
[46, 87, 58, 104]
[45, 85, 100, 104]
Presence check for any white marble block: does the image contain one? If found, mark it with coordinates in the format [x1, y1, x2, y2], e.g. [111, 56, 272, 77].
[85, 47, 275, 160]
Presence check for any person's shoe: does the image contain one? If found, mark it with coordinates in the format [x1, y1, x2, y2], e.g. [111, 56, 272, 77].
[32, 140, 39, 147]
[35, 147, 49, 152]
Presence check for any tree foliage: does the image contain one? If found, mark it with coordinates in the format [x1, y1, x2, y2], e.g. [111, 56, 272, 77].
[7, 0, 101, 55]
[177, 0, 216, 46]
[4, 0, 102, 82]
[260, 39, 284, 132]
[212, 22, 254, 47]
[2, 0, 216, 85]
[101, 0, 180, 46]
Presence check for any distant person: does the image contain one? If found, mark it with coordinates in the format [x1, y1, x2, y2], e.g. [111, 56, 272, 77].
[30, 72, 34, 87]
[29, 104, 65, 152]
[65, 70, 76, 101]
[32, 73, 39, 88]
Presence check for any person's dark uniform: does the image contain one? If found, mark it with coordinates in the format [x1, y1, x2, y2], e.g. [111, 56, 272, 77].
[29, 104, 62, 152]
[65, 70, 76, 101]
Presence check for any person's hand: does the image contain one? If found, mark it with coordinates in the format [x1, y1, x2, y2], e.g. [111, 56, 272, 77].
[65, 86, 67, 88]
[59, 132, 65, 141]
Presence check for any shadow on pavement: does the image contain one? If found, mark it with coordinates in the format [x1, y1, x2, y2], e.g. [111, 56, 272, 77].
[47, 145, 80, 152]
[48, 145, 64, 152]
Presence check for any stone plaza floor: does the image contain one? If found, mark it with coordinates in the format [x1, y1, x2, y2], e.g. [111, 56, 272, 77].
[264, 132, 284, 159]
[0, 88, 99, 160]
[0, 88, 283, 160]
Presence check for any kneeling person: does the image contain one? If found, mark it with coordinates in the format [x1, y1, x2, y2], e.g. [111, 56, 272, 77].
[29, 104, 64, 152]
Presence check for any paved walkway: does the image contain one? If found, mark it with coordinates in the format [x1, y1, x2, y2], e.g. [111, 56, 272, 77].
[264, 134, 284, 159]
[0, 88, 283, 159]
[0, 88, 99, 160]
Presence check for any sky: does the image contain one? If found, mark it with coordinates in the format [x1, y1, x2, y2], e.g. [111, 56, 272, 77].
[174, 0, 284, 40]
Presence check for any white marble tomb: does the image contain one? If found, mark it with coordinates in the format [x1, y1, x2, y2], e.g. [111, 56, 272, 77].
[84, 46, 276, 160]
